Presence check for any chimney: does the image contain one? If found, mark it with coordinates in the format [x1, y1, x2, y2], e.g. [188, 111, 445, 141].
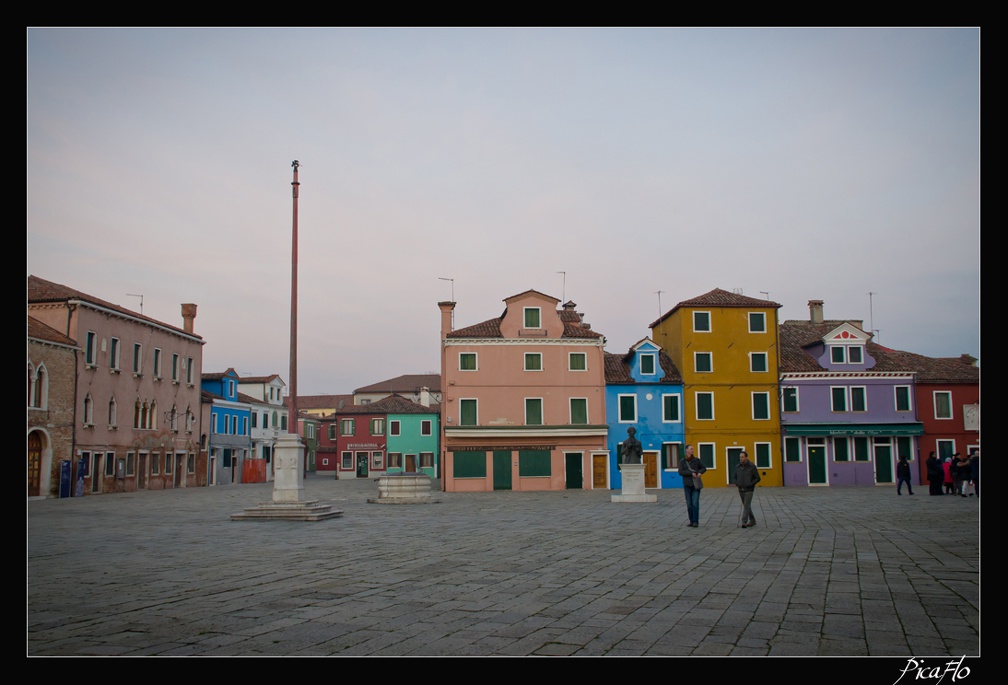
[808, 300, 824, 324]
[959, 353, 977, 367]
[438, 301, 456, 338]
[420, 386, 431, 407]
[181, 303, 197, 333]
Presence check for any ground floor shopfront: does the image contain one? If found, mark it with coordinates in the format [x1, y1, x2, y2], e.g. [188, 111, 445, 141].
[781, 422, 924, 487]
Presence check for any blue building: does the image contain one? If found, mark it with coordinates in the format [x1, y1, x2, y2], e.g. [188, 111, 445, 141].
[200, 368, 253, 484]
[604, 339, 685, 490]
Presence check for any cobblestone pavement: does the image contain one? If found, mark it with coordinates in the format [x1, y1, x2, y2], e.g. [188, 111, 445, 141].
[28, 475, 980, 658]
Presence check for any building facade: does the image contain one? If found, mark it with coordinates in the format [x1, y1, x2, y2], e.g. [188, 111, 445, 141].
[28, 276, 205, 495]
[201, 369, 253, 484]
[650, 288, 783, 488]
[439, 291, 609, 492]
[28, 315, 78, 498]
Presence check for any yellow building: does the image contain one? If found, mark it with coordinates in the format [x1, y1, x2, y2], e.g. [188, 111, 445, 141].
[650, 288, 782, 487]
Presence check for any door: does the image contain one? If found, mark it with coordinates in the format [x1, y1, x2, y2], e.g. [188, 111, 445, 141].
[726, 447, 744, 485]
[808, 444, 827, 485]
[92, 454, 103, 493]
[174, 454, 184, 488]
[643, 452, 658, 488]
[493, 450, 512, 490]
[356, 452, 369, 478]
[405, 454, 417, 472]
[874, 441, 894, 484]
[138, 453, 147, 490]
[565, 452, 583, 490]
[28, 431, 42, 497]
[592, 453, 608, 489]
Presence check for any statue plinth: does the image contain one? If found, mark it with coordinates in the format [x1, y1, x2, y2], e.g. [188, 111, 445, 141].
[611, 463, 657, 503]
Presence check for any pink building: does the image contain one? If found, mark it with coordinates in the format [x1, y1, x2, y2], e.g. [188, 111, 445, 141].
[439, 290, 609, 492]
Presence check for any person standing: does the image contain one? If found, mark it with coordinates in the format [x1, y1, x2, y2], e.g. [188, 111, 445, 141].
[943, 457, 954, 495]
[896, 454, 914, 495]
[678, 445, 706, 528]
[734, 450, 761, 527]
[969, 451, 979, 498]
[954, 453, 971, 497]
[926, 452, 943, 495]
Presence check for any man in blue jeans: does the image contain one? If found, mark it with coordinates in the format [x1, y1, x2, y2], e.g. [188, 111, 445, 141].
[677, 445, 706, 527]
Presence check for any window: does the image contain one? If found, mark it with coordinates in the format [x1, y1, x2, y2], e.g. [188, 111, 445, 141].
[85, 331, 97, 366]
[749, 312, 766, 333]
[936, 439, 955, 461]
[524, 307, 541, 328]
[370, 418, 385, 435]
[834, 437, 850, 462]
[897, 436, 912, 461]
[126, 451, 135, 476]
[750, 352, 767, 373]
[784, 437, 801, 462]
[108, 397, 117, 427]
[421, 419, 432, 436]
[307, 423, 315, 439]
[640, 353, 656, 375]
[171, 354, 180, 382]
[186, 408, 194, 433]
[153, 348, 162, 379]
[341, 452, 353, 469]
[848, 346, 863, 364]
[831, 387, 848, 412]
[895, 386, 912, 412]
[696, 392, 714, 420]
[231, 416, 238, 435]
[83, 393, 94, 426]
[453, 451, 487, 478]
[755, 442, 771, 469]
[460, 399, 477, 426]
[242, 417, 249, 435]
[752, 392, 770, 420]
[212, 414, 218, 434]
[105, 452, 115, 476]
[420, 452, 434, 468]
[28, 364, 47, 409]
[371, 451, 383, 470]
[518, 449, 551, 476]
[693, 311, 711, 332]
[263, 412, 269, 429]
[164, 453, 173, 474]
[570, 398, 588, 425]
[186, 357, 194, 384]
[525, 398, 543, 425]
[251, 412, 258, 428]
[133, 343, 143, 375]
[187, 453, 195, 473]
[340, 419, 355, 435]
[851, 386, 867, 412]
[934, 391, 952, 419]
[831, 346, 846, 364]
[569, 352, 586, 371]
[698, 443, 715, 469]
[695, 352, 712, 373]
[388, 452, 402, 469]
[151, 451, 160, 475]
[110, 337, 121, 371]
[662, 394, 681, 422]
[524, 353, 542, 371]
[459, 352, 477, 370]
[662, 442, 682, 469]
[782, 387, 799, 412]
[390, 420, 401, 436]
[853, 437, 870, 461]
[618, 394, 637, 423]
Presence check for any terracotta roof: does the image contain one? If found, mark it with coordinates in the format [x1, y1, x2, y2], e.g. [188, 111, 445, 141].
[299, 394, 354, 410]
[239, 374, 284, 385]
[335, 394, 440, 416]
[354, 374, 442, 394]
[201, 368, 238, 381]
[651, 288, 781, 328]
[875, 348, 980, 383]
[447, 300, 604, 340]
[28, 275, 201, 341]
[604, 349, 683, 384]
[28, 315, 77, 347]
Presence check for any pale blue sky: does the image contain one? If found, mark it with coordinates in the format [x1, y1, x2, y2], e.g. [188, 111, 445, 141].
[27, 28, 980, 394]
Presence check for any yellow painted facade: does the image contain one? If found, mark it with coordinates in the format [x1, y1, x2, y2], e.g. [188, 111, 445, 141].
[650, 289, 783, 487]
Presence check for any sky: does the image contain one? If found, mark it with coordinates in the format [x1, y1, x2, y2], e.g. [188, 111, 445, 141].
[27, 28, 980, 396]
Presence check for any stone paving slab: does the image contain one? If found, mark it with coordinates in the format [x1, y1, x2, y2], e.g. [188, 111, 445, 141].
[28, 475, 980, 659]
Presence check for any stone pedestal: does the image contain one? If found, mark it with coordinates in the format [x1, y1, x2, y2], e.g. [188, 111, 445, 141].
[231, 433, 343, 521]
[611, 463, 657, 503]
[368, 473, 439, 504]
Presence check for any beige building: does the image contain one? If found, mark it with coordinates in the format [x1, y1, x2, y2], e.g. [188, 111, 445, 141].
[28, 315, 78, 497]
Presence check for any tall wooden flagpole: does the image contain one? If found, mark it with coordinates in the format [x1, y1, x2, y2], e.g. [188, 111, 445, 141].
[289, 161, 302, 477]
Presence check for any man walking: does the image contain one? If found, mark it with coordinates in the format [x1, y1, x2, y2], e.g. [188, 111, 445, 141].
[896, 454, 914, 496]
[677, 445, 706, 528]
[734, 450, 761, 528]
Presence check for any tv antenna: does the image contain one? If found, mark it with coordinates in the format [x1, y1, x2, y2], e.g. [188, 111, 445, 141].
[557, 271, 566, 301]
[127, 293, 144, 315]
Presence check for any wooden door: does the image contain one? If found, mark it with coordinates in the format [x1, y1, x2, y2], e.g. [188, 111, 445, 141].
[28, 431, 42, 497]
[592, 454, 608, 489]
[644, 452, 658, 488]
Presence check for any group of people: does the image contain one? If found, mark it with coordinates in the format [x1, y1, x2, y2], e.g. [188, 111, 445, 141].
[677, 444, 760, 529]
[925, 451, 979, 497]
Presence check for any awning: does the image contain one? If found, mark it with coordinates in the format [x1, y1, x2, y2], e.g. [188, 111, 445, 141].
[783, 423, 924, 437]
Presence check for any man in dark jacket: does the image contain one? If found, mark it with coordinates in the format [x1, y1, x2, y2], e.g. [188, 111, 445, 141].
[896, 455, 914, 496]
[677, 445, 706, 528]
[926, 452, 943, 495]
[734, 450, 761, 528]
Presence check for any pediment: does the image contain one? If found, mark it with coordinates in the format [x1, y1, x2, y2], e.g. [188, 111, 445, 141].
[823, 322, 870, 344]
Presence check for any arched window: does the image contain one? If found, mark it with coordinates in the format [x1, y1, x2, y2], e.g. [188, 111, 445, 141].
[134, 399, 142, 428]
[28, 362, 47, 409]
[84, 393, 94, 426]
[185, 406, 195, 433]
[150, 400, 158, 430]
[170, 404, 179, 432]
[108, 396, 117, 427]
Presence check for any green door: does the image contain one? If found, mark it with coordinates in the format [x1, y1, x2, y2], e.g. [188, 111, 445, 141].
[727, 447, 744, 485]
[565, 452, 582, 490]
[809, 445, 827, 484]
[874, 443, 893, 484]
[493, 450, 512, 490]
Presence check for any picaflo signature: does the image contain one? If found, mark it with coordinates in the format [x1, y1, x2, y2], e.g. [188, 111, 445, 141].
[894, 657, 970, 685]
